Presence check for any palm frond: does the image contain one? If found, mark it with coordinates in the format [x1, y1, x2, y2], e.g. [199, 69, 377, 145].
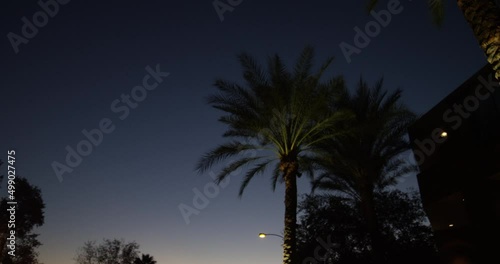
[196, 141, 260, 173]
[216, 156, 265, 185]
[238, 53, 269, 89]
[293, 45, 314, 83]
[377, 159, 418, 189]
[238, 159, 275, 197]
[312, 173, 360, 201]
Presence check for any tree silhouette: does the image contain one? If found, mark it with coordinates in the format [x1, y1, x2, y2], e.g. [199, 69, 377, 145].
[197, 46, 352, 264]
[312, 78, 416, 264]
[0, 160, 45, 264]
[296, 190, 438, 264]
[74, 238, 140, 264]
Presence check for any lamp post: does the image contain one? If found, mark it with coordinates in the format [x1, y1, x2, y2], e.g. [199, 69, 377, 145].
[258, 232, 284, 239]
[258, 232, 285, 263]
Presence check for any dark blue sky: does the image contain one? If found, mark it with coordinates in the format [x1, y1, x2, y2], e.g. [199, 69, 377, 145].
[0, 0, 487, 263]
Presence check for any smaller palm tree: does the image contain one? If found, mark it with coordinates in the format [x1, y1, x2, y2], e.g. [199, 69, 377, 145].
[134, 254, 157, 264]
[312, 78, 417, 264]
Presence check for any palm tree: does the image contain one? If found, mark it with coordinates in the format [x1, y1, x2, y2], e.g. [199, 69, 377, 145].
[369, 0, 500, 80]
[134, 254, 157, 264]
[312, 78, 416, 264]
[196, 46, 351, 264]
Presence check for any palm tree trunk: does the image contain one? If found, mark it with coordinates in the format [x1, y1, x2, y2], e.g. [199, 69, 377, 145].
[282, 160, 298, 264]
[360, 183, 383, 264]
[457, 0, 500, 80]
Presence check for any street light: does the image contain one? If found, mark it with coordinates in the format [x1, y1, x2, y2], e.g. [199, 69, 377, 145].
[258, 233, 284, 239]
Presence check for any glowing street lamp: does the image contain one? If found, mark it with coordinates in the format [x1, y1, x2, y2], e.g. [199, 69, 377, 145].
[258, 233, 283, 239]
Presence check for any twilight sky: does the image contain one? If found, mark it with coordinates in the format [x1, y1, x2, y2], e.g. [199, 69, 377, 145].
[0, 0, 487, 263]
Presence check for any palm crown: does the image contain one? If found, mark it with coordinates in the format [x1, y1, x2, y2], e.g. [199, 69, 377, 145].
[313, 78, 416, 198]
[197, 46, 350, 195]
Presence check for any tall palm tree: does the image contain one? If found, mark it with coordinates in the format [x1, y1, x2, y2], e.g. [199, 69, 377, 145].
[312, 78, 416, 264]
[369, 0, 500, 80]
[196, 46, 351, 264]
[134, 254, 157, 264]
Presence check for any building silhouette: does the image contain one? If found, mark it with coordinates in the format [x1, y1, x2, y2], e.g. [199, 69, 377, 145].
[409, 64, 500, 263]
